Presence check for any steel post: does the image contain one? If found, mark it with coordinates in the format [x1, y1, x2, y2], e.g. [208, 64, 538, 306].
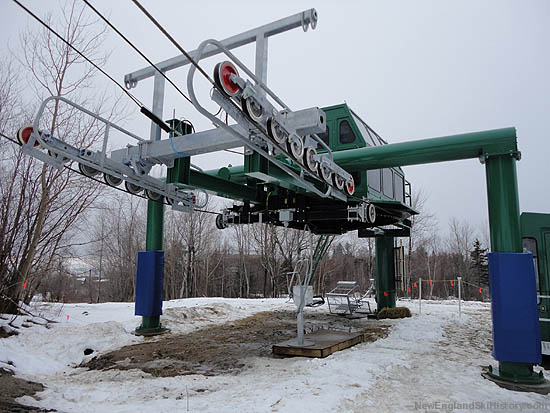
[138, 72, 166, 334]
[255, 33, 268, 97]
[419, 277, 422, 315]
[485, 154, 543, 383]
[485, 155, 522, 253]
[375, 236, 396, 310]
[457, 277, 462, 317]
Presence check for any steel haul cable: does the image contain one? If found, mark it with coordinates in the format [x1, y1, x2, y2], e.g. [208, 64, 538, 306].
[82, 0, 194, 106]
[81, 1, 244, 157]
[10, 0, 240, 195]
[14, 1, 348, 209]
[11, 0, 143, 108]
[128, 0, 330, 195]
[130, 0, 216, 87]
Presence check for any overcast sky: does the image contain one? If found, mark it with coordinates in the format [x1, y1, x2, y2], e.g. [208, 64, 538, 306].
[1, 0, 549, 241]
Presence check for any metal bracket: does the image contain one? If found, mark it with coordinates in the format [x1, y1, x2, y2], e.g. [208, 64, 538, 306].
[479, 150, 522, 164]
[124, 9, 319, 88]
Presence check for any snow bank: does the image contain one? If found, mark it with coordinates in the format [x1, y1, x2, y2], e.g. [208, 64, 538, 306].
[2, 298, 548, 412]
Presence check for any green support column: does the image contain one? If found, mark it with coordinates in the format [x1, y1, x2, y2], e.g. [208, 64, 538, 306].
[136, 72, 167, 335]
[137, 119, 191, 335]
[135, 199, 165, 334]
[485, 153, 544, 384]
[146, 200, 164, 251]
[375, 236, 396, 310]
[485, 154, 522, 253]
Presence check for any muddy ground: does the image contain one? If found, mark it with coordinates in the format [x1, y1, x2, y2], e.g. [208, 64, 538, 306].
[0, 369, 50, 412]
[83, 310, 392, 378]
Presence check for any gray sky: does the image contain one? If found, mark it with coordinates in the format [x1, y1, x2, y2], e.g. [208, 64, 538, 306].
[1, 0, 549, 240]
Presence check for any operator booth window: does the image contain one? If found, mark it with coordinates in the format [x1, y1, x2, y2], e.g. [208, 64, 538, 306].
[351, 114, 373, 146]
[367, 169, 381, 192]
[394, 173, 404, 202]
[523, 237, 540, 297]
[339, 120, 356, 144]
[383, 168, 393, 197]
[318, 125, 330, 146]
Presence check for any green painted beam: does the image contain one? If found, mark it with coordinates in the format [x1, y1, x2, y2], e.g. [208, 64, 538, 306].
[203, 128, 518, 192]
[203, 162, 314, 195]
[189, 169, 259, 202]
[330, 127, 517, 171]
[204, 165, 245, 179]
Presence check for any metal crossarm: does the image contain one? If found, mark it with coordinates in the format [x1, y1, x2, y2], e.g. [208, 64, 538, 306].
[124, 9, 318, 87]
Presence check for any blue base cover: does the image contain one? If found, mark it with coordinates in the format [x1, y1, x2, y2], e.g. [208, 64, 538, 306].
[488, 252, 541, 364]
[135, 250, 164, 316]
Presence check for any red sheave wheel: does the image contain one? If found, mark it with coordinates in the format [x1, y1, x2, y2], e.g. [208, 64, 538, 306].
[214, 61, 240, 97]
[345, 175, 355, 196]
[17, 126, 39, 147]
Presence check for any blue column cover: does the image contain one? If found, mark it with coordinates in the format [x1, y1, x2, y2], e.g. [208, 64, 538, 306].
[488, 252, 541, 364]
[135, 250, 164, 316]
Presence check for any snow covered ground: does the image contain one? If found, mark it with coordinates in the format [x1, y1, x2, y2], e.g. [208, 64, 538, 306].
[1, 298, 548, 412]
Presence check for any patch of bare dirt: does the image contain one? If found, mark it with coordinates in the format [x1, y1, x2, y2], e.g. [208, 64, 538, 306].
[0, 327, 17, 339]
[83, 310, 391, 377]
[0, 368, 52, 412]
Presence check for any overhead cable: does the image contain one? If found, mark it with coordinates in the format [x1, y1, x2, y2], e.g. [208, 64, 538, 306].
[12, 0, 144, 107]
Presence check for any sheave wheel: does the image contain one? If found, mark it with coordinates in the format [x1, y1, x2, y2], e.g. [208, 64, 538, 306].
[242, 97, 264, 123]
[104, 173, 122, 187]
[124, 181, 143, 195]
[318, 162, 332, 183]
[266, 117, 287, 145]
[146, 189, 163, 202]
[345, 175, 355, 196]
[333, 174, 345, 191]
[287, 134, 304, 160]
[17, 126, 39, 147]
[303, 147, 319, 173]
[79, 163, 99, 177]
[213, 61, 240, 97]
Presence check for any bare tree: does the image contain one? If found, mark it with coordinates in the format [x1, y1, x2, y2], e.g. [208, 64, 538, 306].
[446, 217, 476, 298]
[232, 223, 252, 298]
[88, 196, 145, 301]
[0, 1, 128, 313]
[164, 201, 219, 299]
[406, 187, 437, 291]
[251, 223, 280, 298]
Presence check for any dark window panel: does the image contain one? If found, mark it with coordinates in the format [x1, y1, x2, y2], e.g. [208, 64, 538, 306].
[339, 120, 356, 144]
[394, 173, 404, 202]
[383, 168, 393, 197]
[367, 169, 381, 192]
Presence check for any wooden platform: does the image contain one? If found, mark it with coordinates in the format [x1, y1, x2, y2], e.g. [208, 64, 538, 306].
[272, 330, 364, 358]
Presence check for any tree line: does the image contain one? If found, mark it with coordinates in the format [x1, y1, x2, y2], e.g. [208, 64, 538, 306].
[34, 191, 490, 305]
